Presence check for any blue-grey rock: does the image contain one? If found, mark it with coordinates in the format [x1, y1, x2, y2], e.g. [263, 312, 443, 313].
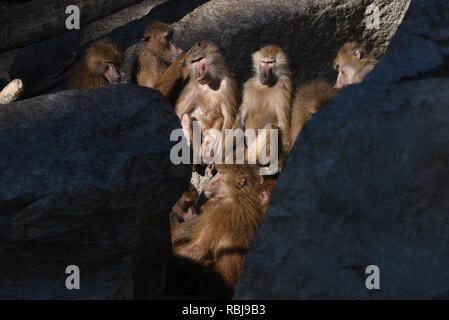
[235, 0, 449, 299]
[0, 84, 190, 299]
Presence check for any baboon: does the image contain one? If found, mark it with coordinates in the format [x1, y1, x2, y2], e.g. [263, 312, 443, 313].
[333, 41, 378, 89]
[175, 42, 238, 159]
[170, 184, 199, 224]
[170, 184, 200, 246]
[174, 164, 264, 298]
[236, 45, 292, 172]
[136, 21, 183, 88]
[66, 38, 123, 90]
[289, 42, 378, 152]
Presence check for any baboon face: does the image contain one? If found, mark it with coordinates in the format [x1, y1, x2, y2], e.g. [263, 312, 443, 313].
[69, 38, 123, 89]
[191, 54, 210, 85]
[203, 170, 229, 199]
[186, 42, 228, 86]
[253, 45, 289, 87]
[259, 57, 276, 85]
[104, 63, 121, 84]
[333, 42, 373, 89]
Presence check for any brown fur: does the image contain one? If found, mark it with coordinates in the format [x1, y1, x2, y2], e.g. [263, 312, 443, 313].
[333, 41, 378, 88]
[170, 184, 200, 246]
[289, 42, 378, 152]
[154, 51, 190, 105]
[174, 164, 264, 298]
[65, 38, 123, 90]
[136, 21, 183, 88]
[236, 45, 292, 171]
[289, 80, 338, 152]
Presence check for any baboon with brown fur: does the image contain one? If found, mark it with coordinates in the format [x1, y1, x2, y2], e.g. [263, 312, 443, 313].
[173, 165, 264, 298]
[175, 42, 238, 160]
[333, 41, 378, 89]
[136, 21, 183, 89]
[289, 42, 378, 152]
[236, 45, 292, 172]
[65, 38, 123, 90]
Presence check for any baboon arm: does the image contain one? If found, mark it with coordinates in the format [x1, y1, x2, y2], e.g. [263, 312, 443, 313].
[277, 107, 290, 155]
[236, 94, 252, 129]
[221, 102, 234, 131]
[155, 52, 188, 98]
[175, 88, 197, 118]
[174, 228, 210, 262]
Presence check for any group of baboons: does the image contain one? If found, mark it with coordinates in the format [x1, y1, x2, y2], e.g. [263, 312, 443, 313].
[65, 21, 378, 298]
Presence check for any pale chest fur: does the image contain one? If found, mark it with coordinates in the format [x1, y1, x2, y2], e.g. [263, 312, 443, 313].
[190, 79, 230, 121]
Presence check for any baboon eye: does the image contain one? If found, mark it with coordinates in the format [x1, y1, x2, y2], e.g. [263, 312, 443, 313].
[142, 37, 150, 42]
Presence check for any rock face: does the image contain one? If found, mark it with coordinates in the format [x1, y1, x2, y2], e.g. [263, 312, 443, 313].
[235, 0, 449, 299]
[174, 0, 410, 88]
[0, 85, 190, 299]
[0, 0, 209, 97]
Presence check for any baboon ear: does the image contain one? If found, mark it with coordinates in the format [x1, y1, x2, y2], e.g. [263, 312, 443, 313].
[260, 191, 269, 203]
[259, 175, 264, 185]
[353, 48, 363, 60]
[238, 176, 246, 188]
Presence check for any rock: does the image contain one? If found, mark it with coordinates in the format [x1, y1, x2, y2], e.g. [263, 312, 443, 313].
[0, 85, 190, 299]
[0, 0, 209, 97]
[235, 0, 449, 299]
[174, 0, 410, 88]
[0, 0, 147, 54]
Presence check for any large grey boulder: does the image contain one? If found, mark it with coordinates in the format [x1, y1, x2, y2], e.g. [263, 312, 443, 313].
[235, 0, 449, 299]
[174, 0, 410, 88]
[0, 85, 190, 299]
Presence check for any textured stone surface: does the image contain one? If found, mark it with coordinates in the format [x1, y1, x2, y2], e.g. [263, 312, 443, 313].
[0, 0, 148, 53]
[0, 85, 190, 299]
[0, 0, 209, 97]
[235, 0, 449, 299]
[174, 0, 410, 88]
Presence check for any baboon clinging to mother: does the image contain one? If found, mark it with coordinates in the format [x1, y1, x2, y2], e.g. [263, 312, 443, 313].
[173, 165, 264, 298]
[65, 38, 123, 90]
